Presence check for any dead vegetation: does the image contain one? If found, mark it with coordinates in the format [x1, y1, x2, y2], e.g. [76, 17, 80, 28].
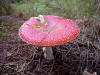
[0, 17, 100, 75]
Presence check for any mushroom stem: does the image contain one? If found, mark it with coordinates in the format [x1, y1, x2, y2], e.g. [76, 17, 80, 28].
[42, 47, 54, 60]
[34, 15, 47, 25]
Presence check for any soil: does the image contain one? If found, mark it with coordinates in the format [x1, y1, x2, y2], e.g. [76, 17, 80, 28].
[0, 16, 100, 75]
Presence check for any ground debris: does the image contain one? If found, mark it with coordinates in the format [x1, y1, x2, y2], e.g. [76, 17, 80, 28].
[0, 20, 100, 75]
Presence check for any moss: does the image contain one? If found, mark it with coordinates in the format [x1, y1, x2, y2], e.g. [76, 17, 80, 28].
[0, 32, 7, 37]
[1, 22, 22, 26]
[11, 0, 97, 19]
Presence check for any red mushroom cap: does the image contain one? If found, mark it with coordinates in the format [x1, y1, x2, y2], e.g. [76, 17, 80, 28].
[19, 15, 79, 46]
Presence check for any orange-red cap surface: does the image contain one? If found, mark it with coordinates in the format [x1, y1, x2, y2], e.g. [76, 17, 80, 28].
[19, 15, 79, 46]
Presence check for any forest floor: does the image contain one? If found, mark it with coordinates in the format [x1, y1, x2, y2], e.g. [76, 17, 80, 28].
[0, 16, 100, 75]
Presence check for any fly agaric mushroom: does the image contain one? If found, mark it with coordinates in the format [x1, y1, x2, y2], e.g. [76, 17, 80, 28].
[19, 15, 79, 60]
